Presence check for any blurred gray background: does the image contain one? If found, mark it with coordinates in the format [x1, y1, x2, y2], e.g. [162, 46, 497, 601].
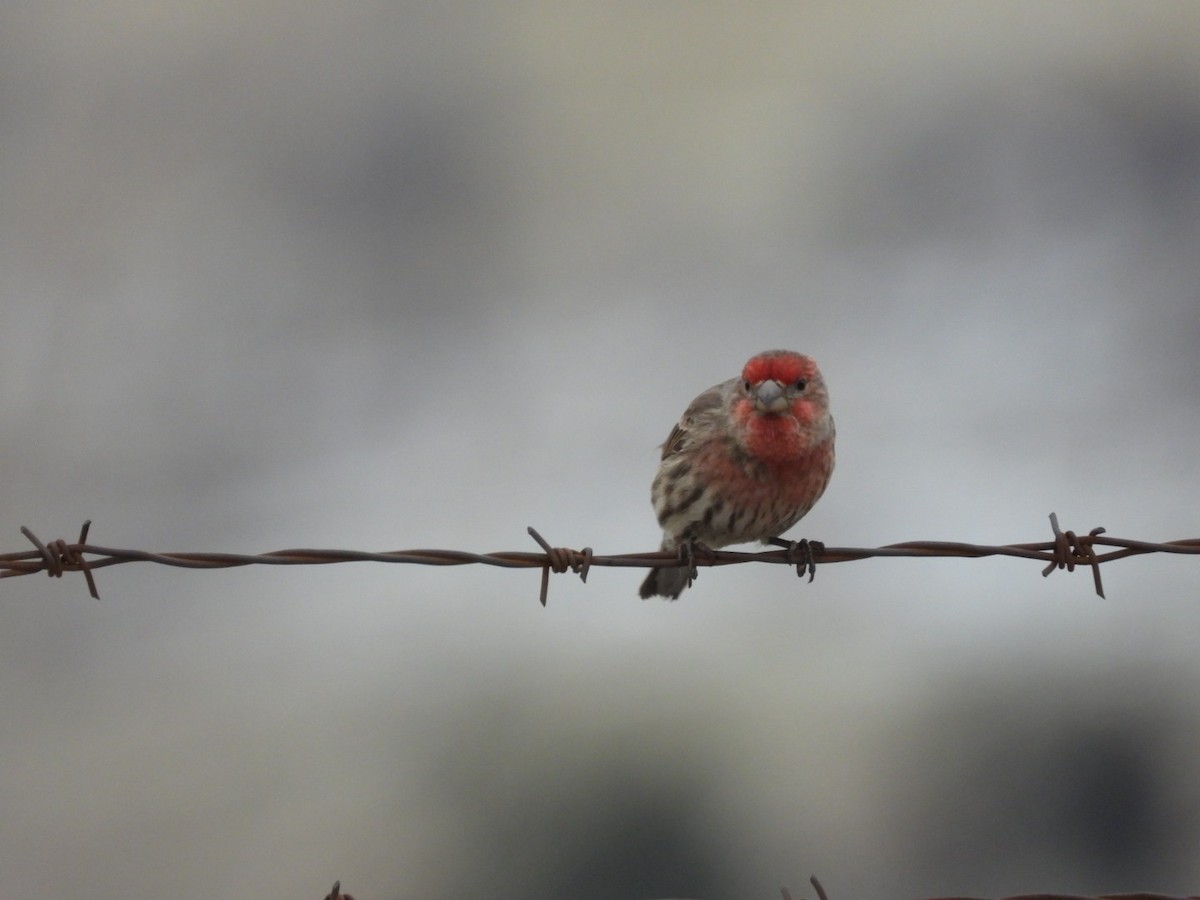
[3, 3, 1199, 898]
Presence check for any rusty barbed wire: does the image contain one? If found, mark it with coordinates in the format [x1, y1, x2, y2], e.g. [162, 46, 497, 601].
[781, 880, 1200, 900]
[4, 513, 1200, 605]
[309, 877, 1200, 900]
[308, 876, 1199, 900]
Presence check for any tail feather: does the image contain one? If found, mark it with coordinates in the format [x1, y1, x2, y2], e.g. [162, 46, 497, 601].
[638, 564, 691, 600]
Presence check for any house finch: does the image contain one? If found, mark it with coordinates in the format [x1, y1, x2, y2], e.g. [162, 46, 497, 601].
[639, 350, 835, 599]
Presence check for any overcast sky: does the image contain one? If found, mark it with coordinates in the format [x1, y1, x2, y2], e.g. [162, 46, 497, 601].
[3, 4, 1200, 898]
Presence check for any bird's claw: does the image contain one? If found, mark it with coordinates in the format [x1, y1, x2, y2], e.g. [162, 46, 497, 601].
[772, 537, 823, 582]
[676, 539, 716, 589]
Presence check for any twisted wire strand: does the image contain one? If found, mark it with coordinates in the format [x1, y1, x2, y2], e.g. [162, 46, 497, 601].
[4, 514, 1199, 603]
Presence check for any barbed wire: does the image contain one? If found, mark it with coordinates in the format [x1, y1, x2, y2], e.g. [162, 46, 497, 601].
[3, 513, 1199, 605]
[315, 875, 1200, 900]
[785, 881, 1200, 900]
[316, 875, 1200, 900]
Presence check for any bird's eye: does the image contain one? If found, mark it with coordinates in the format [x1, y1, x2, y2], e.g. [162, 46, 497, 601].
[794, 379, 807, 391]
[742, 379, 752, 392]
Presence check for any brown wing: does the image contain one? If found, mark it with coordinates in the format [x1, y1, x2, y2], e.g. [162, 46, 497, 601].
[659, 378, 731, 460]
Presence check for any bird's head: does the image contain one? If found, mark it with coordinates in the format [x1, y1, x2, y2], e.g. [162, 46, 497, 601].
[738, 350, 827, 422]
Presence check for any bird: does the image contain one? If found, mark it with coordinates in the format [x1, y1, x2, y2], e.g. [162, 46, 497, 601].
[639, 350, 835, 599]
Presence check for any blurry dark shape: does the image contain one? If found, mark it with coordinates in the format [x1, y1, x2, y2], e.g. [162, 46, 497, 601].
[1051, 727, 1161, 876]
[928, 895, 1200, 900]
[833, 73, 1200, 246]
[895, 675, 1191, 886]
[421, 689, 740, 899]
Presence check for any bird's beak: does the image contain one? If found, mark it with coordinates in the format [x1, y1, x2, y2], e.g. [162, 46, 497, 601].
[753, 380, 789, 414]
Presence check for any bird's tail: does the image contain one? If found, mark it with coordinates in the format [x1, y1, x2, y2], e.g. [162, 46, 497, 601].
[638, 543, 690, 600]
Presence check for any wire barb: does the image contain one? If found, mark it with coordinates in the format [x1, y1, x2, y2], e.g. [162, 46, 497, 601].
[526, 527, 593, 606]
[1042, 512, 1106, 598]
[18, 520, 100, 599]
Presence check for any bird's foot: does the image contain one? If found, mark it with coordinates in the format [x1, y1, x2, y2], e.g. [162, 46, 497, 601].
[676, 539, 716, 589]
[767, 537, 824, 582]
